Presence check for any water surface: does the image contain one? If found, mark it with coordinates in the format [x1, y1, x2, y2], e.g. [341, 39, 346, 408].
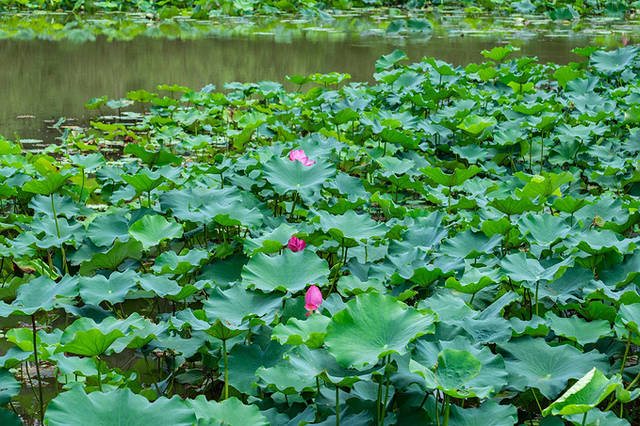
[0, 13, 634, 142]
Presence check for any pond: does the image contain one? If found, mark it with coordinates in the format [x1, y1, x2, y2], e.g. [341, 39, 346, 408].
[0, 11, 635, 143]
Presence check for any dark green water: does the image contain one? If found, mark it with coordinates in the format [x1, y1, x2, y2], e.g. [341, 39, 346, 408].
[0, 24, 633, 143]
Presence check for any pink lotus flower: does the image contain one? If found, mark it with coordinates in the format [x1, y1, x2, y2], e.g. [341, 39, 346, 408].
[287, 236, 306, 252]
[305, 285, 323, 317]
[288, 149, 315, 166]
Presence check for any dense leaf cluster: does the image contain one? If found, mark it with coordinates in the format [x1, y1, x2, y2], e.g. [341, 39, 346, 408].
[1, 44, 640, 424]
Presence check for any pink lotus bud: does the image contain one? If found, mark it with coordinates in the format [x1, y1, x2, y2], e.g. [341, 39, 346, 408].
[304, 285, 323, 316]
[287, 236, 306, 252]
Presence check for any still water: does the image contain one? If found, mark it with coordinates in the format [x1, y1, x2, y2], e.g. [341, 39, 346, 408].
[0, 18, 633, 142]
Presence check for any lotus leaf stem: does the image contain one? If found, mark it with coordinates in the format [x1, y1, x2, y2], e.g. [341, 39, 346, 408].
[222, 338, 229, 400]
[443, 394, 450, 426]
[335, 385, 340, 426]
[531, 388, 543, 414]
[31, 315, 44, 423]
[50, 194, 69, 274]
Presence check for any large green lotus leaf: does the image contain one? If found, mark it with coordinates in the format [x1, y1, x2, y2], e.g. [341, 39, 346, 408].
[30, 216, 84, 248]
[79, 270, 138, 305]
[441, 230, 502, 259]
[410, 348, 482, 398]
[316, 210, 388, 244]
[445, 266, 501, 294]
[375, 156, 415, 177]
[418, 291, 475, 323]
[421, 166, 481, 187]
[460, 316, 513, 345]
[568, 229, 637, 255]
[286, 345, 372, 387]
[501, 253, 572, 283]
[272, 314, 330, 348]
[448, 399, 517, 426]
[542, 368, 621, 416]
[22, 171, 71, 196]
[590, 46, 638, 75]
[138, 273, 182, 297]
[0, 369, 20, 405]
[152, 248, 209, 274]
[0, 347, 31, 369]
[515, 172, 574, 200]
[517, 213, 572, 247]
[56, 317, 130, 357]
[227, 340, 287, 395]
[241, 250, 329, 293]
[121, 168, 165, 194]
[45, 384, 196, 426]
[29, 194, 87, 219]
[123, 143, 181, 167]
[129, 215, 183, 250]
[188, 396, 268, 426]
[256, 359, 317, 394]
[263, 156, 335, 203]
[375, 49, 408, 71]
[79, 239, 143, 274]
[457, 115, 497, 135]
[488, 196, 542, 215]
[50, 353, 98, 377]
[87, 214, 130, 247]
[546, 313, 611, 346]
[243, 223, 297, 255]
[614, 303, 640, 336]
[69, 152, 105, 170]
[109, 316, 168, 353]
[9, 275, 78, 315]
[499, 337, 609, 399]
[337, 274, 386, 296]
[203, 285, 282, 328]
[412, 335, 508, 398]
[564, 408, 630, 426]
[325, 293, 435, 369]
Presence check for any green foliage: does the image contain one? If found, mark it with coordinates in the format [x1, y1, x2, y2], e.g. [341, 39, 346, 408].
[1, 44, 640, 424]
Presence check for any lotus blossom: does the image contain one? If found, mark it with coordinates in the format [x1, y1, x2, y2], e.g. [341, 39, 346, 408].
[288, 149, 315, 166]
[287, 236, 306, 252]
[304, 285, 323, 316]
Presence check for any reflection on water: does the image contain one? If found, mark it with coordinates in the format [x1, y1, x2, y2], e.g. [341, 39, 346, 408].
[0, 30, 632, 142]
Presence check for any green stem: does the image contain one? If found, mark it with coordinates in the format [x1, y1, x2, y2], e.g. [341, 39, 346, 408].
[620, 332, 632, 377]
[581, 411, 587, 426]
[289, 192, 298, 221]
[50, 194, 68, 274]
[96, 356, 103, 392]
[31, 315, 44, 423]
[376, 372, 383, 425]
[535, 281, 540, 317]
[443, 394, 450, 426]
[222, 339, 228, 400]
[382, 358, 391, 426]
[532, 388, 543, 414]
[539, 133, 544, 175]
[435, 393, 440, 426]
[79, 168, 85, 204]
[335, 385, 340, 426]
